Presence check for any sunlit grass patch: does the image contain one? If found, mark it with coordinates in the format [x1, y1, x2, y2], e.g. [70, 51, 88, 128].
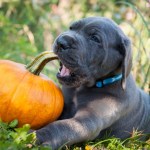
[70, 130, 150, 150]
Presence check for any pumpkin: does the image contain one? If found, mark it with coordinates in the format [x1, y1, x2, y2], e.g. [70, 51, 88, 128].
[0, 51, 64, 129]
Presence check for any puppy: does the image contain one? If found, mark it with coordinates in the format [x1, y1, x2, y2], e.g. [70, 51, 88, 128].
[35, 17, 150, 149]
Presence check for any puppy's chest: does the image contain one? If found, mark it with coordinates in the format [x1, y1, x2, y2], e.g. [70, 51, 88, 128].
[59, 96, 77, 119]
[67, 92, 80, 113]
[71, 88, 88, 108]
[60, 89, 85, 119]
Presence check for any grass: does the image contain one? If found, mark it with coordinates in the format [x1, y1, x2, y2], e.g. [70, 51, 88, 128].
[0, 119, 50, 150]
[69, 129, 150, 150]
[0, 119, 150, 150]
[73, 136, 150, 150]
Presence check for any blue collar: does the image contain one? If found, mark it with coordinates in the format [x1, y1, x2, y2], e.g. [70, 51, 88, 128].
[96, 74, 122, 88]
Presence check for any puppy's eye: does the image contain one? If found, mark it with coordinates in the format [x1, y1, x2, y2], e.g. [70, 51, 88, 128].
[90, 35, 100, 43]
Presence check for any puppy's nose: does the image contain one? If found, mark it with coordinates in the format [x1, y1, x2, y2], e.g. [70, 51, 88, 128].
[56, 35, 70, 52]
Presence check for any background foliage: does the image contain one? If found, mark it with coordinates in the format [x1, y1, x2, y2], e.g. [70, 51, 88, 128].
[0, 0, 149, 91]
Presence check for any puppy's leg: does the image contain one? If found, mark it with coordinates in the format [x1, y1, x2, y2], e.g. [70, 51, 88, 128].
[35, 98, 127, 149]
[35, 113, 100, 149]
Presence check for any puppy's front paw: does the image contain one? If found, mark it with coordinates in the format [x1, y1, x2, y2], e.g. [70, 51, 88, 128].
[34, 131, 44, 145]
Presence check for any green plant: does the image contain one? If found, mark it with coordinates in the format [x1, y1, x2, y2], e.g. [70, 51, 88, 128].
[70, 130, 150, 150]
[0, 119, 51, 150]
[1, 119, 150, 150]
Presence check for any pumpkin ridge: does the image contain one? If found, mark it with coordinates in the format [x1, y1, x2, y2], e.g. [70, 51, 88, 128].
[0, 66, 17, 119]
[41, 78, 52, 123]
[5, 71, 29, 121]
[55, 87, 64, 119]
[50, 81, 61, 122]
[29, 78, 46, 128]
[18, 73, 39, 126]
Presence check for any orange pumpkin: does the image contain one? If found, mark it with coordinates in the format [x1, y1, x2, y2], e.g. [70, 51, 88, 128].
[0, 51, 64, 129]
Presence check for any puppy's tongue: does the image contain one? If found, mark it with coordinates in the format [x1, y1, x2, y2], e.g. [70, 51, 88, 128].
[60, 65, 70, 76]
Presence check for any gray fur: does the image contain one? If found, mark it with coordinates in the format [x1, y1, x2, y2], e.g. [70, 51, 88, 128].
[35, 17, 150, 149]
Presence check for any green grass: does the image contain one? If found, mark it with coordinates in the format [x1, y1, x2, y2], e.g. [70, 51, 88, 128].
[0, 119, 150, 150]
[71, 133, 150, 150]
[0, 119, 51, 150]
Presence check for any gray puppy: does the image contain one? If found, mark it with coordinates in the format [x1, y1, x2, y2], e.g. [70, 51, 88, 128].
[35, 17, 150, 149]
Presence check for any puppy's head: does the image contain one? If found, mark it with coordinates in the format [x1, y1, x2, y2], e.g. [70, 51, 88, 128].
[53, 17, 132, 89]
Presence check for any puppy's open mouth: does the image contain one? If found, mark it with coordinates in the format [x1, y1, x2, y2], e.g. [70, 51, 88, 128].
[57, 61, 75, 78]
[59, 64, 70, 77]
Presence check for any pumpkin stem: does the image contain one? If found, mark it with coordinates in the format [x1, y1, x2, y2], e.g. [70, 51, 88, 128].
[26, 51, 58, 75]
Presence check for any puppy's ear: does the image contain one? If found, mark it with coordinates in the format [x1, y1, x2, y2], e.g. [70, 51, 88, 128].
[120, 37, 132, 90]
